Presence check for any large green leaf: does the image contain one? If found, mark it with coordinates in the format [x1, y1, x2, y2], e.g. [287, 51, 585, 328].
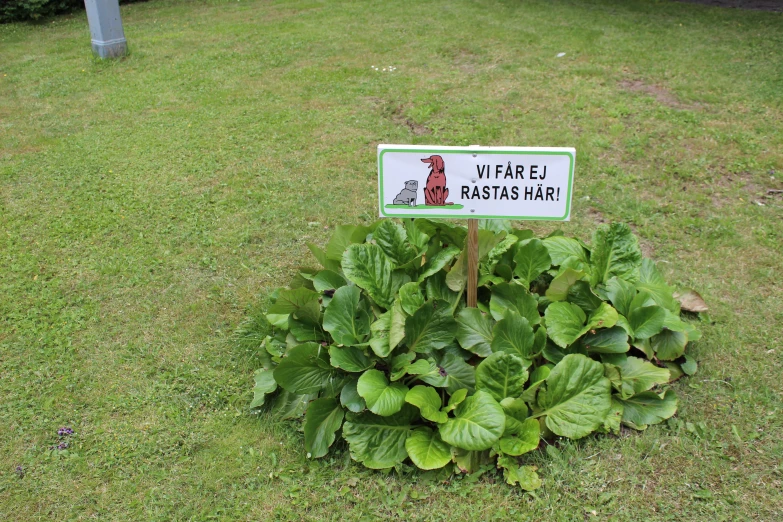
[265, 312, 290, 330]
[288, 307, 325, 342]
[343, 405, 417, 469]
[485, 234, 519, 273]
[398, 282, 425, 316]
[589, 223, 642, 286]
[497, 417, 540, 456]
[535, 354, 612, 439]
[489, 283, 540, 325]
[373, 220, 417, 266]
[250, 369, 278, 409]
[475, 352, 529, 402]
[477, 229, 507, 260]
[604, 276, 636, 317]
[545, 268, 585, 302]
[329, 345, 373, 373]
[417, 246, 461, 283]
[619, 390, 678, 429]
[651, 329, 688, 361]
[545, 302, 618, 348]
[532, 325, 547, 355]
[404, 300, 457, 353]
[312, 270, 348, 293]
[268, 287, 320, 316]
[445, 247, 468, 292]
[342, 243, 404, 309]
[368, 311, 391, 357]
[602, 398, 624, 435]
[270, 390, 317, 419]
[389, 299, 406, 350]
[307, 242, 341, 272]
[368, 301, 406, 357]
[681, 354, 698, 376]
[322, 286, 371, 346]
[637, 259, 679, 312]
[340, 377, 366, 413]
[303, 398, 344, 458]
[389, 352, 431, 382]
[405, 385, 447, 423]
[661, 307, 689, 333]
[544, 301, 586, 348]
[357, 370, 408, 416]
[325, 225, 361, 260]
[405, 428, 452, 470]
[425, 271, 461, 308]
[273, 343, 341, 394]
[588, 302, 619, 331]
[582, 326, 630, 354]
[413, 219, 467, 249]
[566, 281, 603, 314]
[520, 365, 551, 403]
[542, 236, 589, 266]
[419, 352, 476, 395]
[404, 219, 430, 251]
[444, 388, 468, 412]
[439, 391, 505, 451]
[513, 239, 552, 286]
[491, 310, 536, 362]
[455, 308, 494, 357]
[613, 356, 670, 398]
[628, 305, 666, 340]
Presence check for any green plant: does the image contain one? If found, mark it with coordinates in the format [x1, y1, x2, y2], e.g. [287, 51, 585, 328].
[248, 219, 700, 489]
[0, 0, 145, 23]
[1, 0, 80, 23]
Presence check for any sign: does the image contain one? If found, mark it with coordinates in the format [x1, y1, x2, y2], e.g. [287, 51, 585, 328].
[378, 145, 575, 220]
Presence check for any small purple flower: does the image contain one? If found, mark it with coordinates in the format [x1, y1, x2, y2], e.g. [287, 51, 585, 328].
[15, 466, 24, 479]
[57, 427, 74, 437]
[57, 442, 69, 450]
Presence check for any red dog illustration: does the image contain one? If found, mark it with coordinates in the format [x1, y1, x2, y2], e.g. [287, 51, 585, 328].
[421, 155, 453, 206]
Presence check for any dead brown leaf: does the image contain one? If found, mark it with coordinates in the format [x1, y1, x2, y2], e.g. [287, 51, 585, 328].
[674, 290, 709, 313]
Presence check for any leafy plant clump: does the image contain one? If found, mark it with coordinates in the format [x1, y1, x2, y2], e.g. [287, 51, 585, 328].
[245, 219, 701, 489]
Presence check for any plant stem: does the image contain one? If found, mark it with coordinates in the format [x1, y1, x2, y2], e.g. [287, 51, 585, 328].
[451, 286, 465, 314]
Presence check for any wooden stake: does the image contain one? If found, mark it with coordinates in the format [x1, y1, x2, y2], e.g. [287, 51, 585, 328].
[467, 219, 479, 308]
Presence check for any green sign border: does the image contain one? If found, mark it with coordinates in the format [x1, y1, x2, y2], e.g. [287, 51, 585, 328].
[378, 148, 575, 220]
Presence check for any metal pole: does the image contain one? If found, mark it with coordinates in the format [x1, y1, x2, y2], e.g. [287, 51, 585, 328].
[84, 0, 127, 59]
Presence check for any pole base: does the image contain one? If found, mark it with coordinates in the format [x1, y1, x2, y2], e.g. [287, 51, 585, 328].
[91, 38, 128, 59]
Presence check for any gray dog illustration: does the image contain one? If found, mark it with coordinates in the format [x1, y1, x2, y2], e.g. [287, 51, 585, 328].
[393, 180, 418, 206]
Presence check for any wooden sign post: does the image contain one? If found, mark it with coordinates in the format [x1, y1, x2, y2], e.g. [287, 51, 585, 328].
[378, 144, 576, 307]
[467, 219, 479, 307]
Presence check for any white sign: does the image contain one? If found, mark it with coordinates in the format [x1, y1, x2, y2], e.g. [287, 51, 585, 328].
[378, 145, 575, 220]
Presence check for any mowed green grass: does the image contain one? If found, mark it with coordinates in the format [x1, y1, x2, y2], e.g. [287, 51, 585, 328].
[1, 0, 782, 519]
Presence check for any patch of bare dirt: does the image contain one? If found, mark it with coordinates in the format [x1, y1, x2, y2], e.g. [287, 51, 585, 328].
[619, 80, 700, 110]
[714, 171, 765, 196]
[707, 170, 781, 207]
[586, 207, 607, 225]
[674, 0, 783, 11]
[388, 105, 431, 136]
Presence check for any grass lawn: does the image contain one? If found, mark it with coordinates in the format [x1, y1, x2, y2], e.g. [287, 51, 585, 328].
[1, 0, 782, 519]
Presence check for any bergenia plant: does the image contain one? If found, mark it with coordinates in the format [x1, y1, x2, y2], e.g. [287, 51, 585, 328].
[243, 219, 701, 490]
